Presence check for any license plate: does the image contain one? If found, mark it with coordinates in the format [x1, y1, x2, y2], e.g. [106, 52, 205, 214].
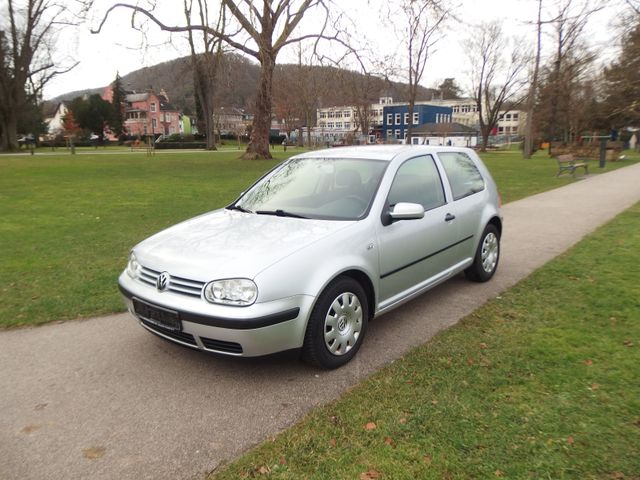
[133, 298, 182, 331]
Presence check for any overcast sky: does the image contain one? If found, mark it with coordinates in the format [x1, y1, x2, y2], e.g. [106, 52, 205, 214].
[43, 0, 620, 100]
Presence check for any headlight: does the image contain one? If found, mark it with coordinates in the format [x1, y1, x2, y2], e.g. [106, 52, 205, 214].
[126, 252, 141, 279]
[204, 279, 257, 306]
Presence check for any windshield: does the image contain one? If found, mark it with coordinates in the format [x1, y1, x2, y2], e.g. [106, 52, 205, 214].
[234, 157, 388, 220]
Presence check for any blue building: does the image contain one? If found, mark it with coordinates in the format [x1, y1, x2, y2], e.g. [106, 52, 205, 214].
[382, 104, 453, 142]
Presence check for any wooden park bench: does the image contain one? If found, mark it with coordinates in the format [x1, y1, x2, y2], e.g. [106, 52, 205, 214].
[556, 154, 588, 177]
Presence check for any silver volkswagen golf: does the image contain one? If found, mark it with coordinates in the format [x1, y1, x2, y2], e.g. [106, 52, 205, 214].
[118, 145, 502, 368]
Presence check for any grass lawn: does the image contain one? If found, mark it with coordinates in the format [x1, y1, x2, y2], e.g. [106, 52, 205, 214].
[1, 147, 638, 328]
[209, 202, 640, 479]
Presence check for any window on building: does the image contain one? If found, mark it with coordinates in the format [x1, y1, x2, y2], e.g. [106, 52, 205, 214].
[498, 126, 504, 133]
[438, 152, 485, 201]
[386, 129, 393, 139]
[343, 111, 351, 118]
[320, 122, 325, 127]
[328, 111, 335, 118]
[152, 118, 157, 130]
[513, 113, 519, 121]
[344, 122, 350, 129]
[395, 129, 401, 139]
[387, 113, 393, 125]
[506, 113, 512, 121]
[150, 103, 156, 112]
[395, 113, 401, 125]
[335, 111, 343, 118]
[403, 112, 409, 125]
[336, 122, 342, 128]
[327, 122, 334, 128]
[320, 112, 327, 118]
[413, 112, 419, 125]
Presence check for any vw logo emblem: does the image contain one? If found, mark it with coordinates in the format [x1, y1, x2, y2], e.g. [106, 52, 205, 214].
[156, 271, 170, 292]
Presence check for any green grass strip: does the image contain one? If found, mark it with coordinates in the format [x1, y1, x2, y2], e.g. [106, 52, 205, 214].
[210, 202, 640, 479]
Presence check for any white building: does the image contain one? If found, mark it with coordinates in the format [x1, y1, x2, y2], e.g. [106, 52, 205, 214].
[44, 103, 68, 138]
[316, 96, 394, 143]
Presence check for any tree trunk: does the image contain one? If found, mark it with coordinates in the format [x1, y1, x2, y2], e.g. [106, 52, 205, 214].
[203, 90, 216, 150]
[242, 52, 275, 160]
[1, 112, 19, 151]
[523, 0, 543, 159]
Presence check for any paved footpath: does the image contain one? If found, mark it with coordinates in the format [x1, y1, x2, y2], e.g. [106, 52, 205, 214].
[2, 164, 640, 480]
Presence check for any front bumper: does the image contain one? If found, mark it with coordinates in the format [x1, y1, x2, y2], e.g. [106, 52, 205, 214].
[118, 272, 315, 357]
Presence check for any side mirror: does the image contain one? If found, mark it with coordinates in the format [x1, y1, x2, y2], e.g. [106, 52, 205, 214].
[389, 202, 424, 221]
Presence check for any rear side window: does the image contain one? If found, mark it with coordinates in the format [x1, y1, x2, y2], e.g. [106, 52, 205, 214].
[438, 152, 485, 200]
[387, 155, 446, 211]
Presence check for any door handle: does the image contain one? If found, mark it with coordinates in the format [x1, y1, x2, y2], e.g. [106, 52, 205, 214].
[445, 213, 456, 222]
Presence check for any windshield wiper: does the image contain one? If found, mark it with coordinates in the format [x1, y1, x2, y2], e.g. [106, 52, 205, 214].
[227, 204, 253, 214]
[255, 209, 308, 219]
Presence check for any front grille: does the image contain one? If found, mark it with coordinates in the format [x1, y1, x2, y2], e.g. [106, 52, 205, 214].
[140, 318, 198, 346]
[138, 265, 205, 298]
[200, 337, 243, 354]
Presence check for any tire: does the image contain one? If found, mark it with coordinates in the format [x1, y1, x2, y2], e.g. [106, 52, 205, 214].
[302, 277, 368, 369]
[465, 223, 500, 282]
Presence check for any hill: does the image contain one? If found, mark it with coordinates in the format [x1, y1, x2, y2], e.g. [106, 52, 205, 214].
[48, 54, 439, 116]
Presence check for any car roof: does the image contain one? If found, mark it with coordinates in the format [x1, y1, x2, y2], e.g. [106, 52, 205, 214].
[295, 145, 473, 162]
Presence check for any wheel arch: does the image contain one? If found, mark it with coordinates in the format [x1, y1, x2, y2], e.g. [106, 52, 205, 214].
[488, 215, 502, 237]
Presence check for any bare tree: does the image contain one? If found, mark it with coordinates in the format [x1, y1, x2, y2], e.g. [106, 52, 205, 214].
[93, 1, 353, 160]
[464, 21, 528, 151]
[603, 16, 640, 127]
[0, 0, 80, 151]
[392, 0, 452, 142]
[544, 0, 602, 144]
[184, 0, 225, 150]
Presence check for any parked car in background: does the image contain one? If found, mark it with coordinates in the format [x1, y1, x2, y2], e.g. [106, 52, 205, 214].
[118, 145, 502, 368]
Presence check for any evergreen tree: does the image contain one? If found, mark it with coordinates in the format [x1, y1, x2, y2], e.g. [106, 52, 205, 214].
[110, 73, 126, 137]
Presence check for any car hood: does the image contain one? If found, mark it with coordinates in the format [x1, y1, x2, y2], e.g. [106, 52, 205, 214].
[134, 208, 353, 281]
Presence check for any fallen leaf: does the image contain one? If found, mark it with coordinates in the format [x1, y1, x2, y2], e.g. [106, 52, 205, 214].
[399, 417, 407, 424]
[279, 456, 286, 465]
[495, 470, 504, 477]
[431, 399, 439, 405]
[384, 436, 394, 447]
[34, 403, 48, 411]
[329, 438, 337, 447]
[21, 424, 41, 434]
[467, 358, 475, 366]
[591, 383, 600, 390]
[583, 359, 593, 366]
[567, 436, 575, 445]
[610, 472, 625, 479]
[83, 446, 106, 460]
[257, 465, 270, 474]
[479, 342, 488, 349]
[423, 455, 432, 464]
[364, 422, 377, 431]
[623, 340, 634, 347]
[360, 469, 381, 479]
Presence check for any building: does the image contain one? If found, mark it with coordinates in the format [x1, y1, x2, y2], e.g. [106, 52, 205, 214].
[213, 107, 251, 136]
[315, 97, 394, 143]
[410, 122, 479, 147]
[382, 103, 453, 142]
[124, 90, 181, 137]
[496, 110, 525, 136]
[314, 94, 524, 146]
[44, 102, 69, 138]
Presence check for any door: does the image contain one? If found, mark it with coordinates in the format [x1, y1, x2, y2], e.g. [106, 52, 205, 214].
[376, 155, 459, 307]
